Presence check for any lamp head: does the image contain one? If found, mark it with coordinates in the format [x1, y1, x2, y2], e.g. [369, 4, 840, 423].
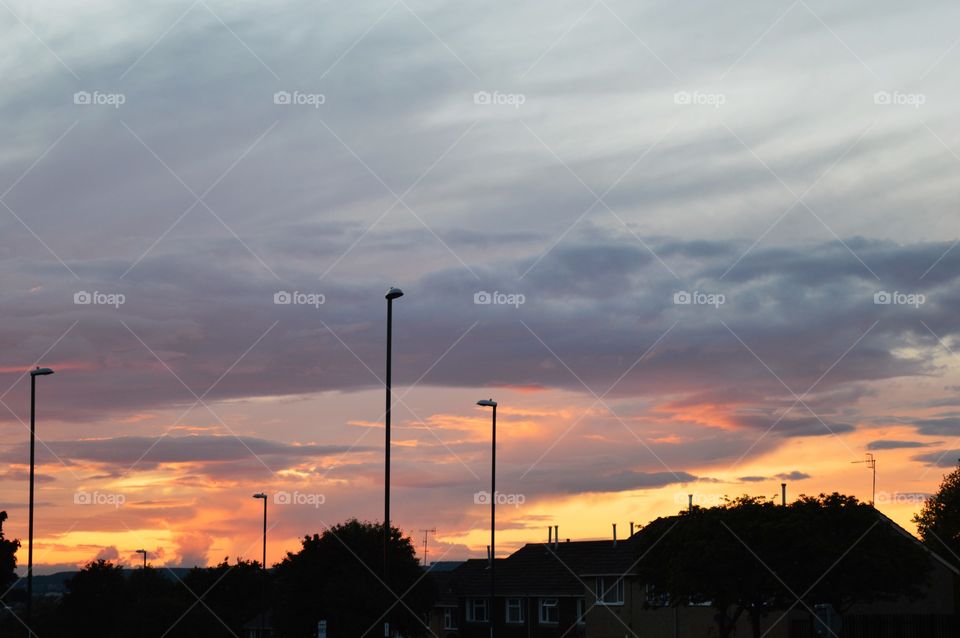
[477, 399, 497, 408]
[252, 492, 267, 500]
[30, 367, 54, 377]
[385, 287, 404, 300]
[135, 549, 146, 554]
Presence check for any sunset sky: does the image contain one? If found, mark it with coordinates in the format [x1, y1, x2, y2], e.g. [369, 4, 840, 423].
[2, 0, 960, 574]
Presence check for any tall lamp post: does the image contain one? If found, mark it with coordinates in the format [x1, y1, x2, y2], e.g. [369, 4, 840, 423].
[27, 366, 54, 636]
[384, 286, 403, 638]
[135, 549, 147, 569]
[477, 398, 497, 638]
[253, 493, 268, 637]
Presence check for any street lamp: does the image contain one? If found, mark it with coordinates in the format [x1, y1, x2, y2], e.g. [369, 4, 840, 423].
[27, 366, 54, 635]
[384, 286, 403, 638]
[477, 398, 497, 638]
[252, 493, 268, 638]
[135, 549, 147, 569]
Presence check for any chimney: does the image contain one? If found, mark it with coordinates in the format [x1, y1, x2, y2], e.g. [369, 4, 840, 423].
[629, 521, 635, 536]
[554, 525, 559, 548]
[548, 526, 553, 545]
[781, 483, 787, 507]
[612, 523, 617, 546]
[688, 494, 693, 510]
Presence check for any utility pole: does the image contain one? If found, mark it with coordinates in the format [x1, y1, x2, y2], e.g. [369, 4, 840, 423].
[852, 453, 877, 506]
[419, 528, 436, 567]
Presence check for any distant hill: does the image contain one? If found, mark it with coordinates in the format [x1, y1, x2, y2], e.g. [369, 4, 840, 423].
[11, 568, 195, 594]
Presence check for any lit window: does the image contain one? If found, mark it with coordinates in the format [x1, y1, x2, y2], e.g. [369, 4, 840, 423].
[539, 598, 559, 624]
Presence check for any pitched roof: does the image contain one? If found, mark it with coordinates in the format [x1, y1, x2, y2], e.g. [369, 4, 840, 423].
[449, 538, 640, 597]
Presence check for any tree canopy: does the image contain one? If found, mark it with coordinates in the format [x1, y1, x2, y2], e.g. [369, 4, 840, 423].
[634, 493, 931, 638]
[272, 519, 435, 638]
[914, 459, 960, 566]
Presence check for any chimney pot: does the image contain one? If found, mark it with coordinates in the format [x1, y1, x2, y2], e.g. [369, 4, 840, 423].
[781, 483, 787, 507]
[613, 523, 617, 546]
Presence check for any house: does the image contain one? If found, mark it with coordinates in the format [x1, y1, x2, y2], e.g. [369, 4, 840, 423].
[430, 535, 640, 637]
[431, 509, 960, 638]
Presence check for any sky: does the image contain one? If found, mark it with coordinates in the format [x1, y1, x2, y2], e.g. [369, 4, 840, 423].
[1, 0, 959, 573]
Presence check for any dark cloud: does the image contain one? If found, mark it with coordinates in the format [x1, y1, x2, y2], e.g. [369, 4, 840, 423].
[868, 439, 937, 450]
[912, 451, 960, 468]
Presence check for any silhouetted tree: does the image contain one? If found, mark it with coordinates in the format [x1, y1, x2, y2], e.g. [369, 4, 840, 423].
[0, 511, 20, 596]
[58, 560, 128, 637]
[914, 460, 960, 566]
[273, 519, 436, 638]
[635, 493, 930, 638]
[172, 558, 267, 637]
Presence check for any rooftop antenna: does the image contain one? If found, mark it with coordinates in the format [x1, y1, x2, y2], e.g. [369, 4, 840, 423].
[419, 528, 436, 567]
[852, 453, 877, 506]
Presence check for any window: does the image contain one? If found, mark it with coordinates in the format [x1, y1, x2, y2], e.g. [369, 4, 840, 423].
[596, 576, 625, 605]
[467, 598, 488, 623]
[576, 597, 586, 625]
[506, 598, 524, 624]
[443, 608, 457, 630]
[645, 583, 670, 607]
[539, 598, 559, 624]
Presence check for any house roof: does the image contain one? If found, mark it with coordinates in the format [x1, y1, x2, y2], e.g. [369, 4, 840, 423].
[449, 538, 640, 597]
[874, 509, 959, 575]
